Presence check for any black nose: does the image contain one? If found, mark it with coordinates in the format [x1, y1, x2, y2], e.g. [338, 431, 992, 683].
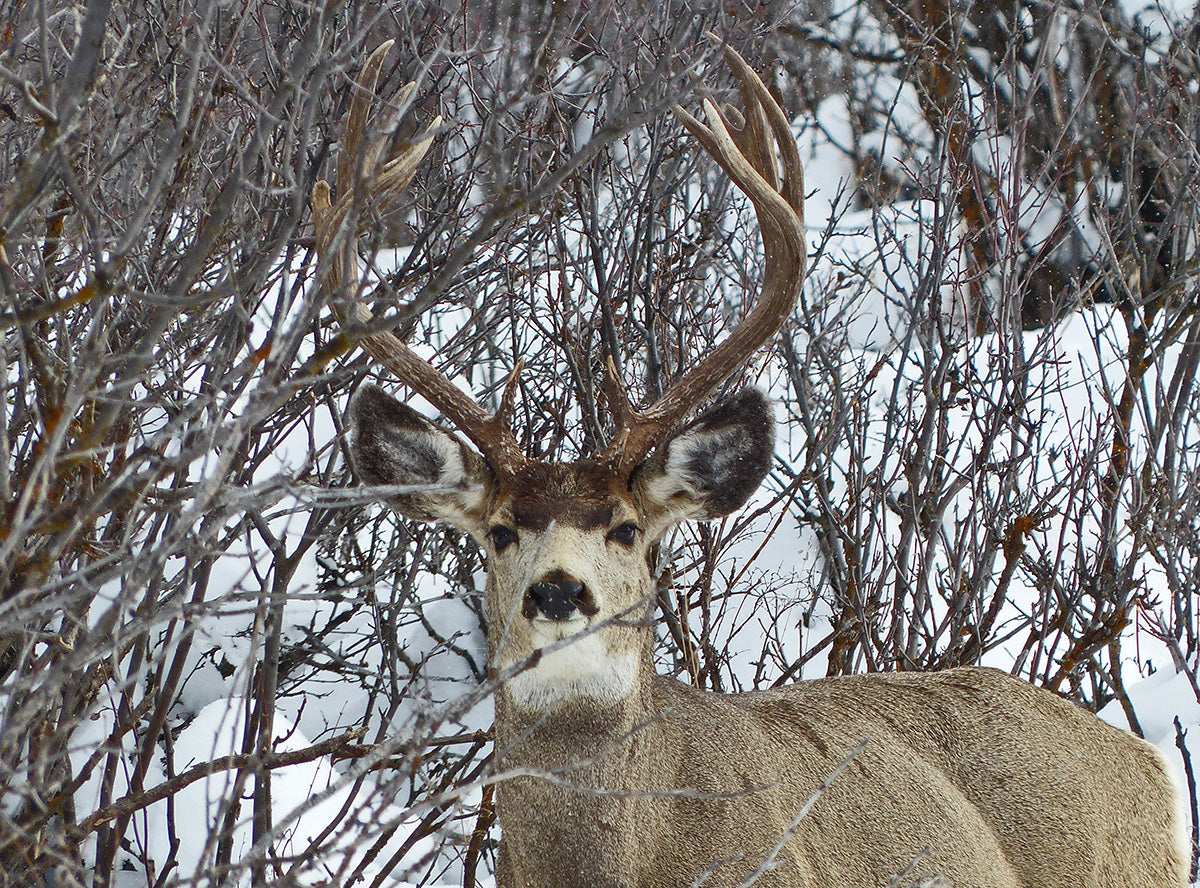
[523, 574, 595, 620]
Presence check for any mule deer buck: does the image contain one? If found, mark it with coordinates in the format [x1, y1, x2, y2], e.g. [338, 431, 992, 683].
[315, 39, 1187, 888]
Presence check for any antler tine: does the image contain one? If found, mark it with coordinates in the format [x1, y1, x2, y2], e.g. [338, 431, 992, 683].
[599, 38, 806, 474]
[313, 44, 528, 477]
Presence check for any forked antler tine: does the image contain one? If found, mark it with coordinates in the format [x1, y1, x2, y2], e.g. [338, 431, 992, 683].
[711, 35, 780, 195]
[339, 42, 401, 198]
[314, 44, 528, 477]
[599, 41, 806, 474]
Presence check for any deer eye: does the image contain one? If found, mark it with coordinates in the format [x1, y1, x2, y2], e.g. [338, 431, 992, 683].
[608, 522, 639, 546]
[489, 526, 518, 552]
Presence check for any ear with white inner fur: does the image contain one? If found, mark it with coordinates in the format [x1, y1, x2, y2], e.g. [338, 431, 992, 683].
[633, 388, 774, 530]
[348, 384, 493, 535]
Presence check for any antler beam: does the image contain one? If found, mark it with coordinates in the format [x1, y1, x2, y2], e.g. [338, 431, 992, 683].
[312, 42, 528, 476]
[599, 34, 806, 474]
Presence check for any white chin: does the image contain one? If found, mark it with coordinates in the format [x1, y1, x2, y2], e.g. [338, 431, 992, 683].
[531, 614, 586, 629]
[502, 632, 638, 709]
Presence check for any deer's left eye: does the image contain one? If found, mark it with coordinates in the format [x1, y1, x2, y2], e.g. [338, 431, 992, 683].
[608, 522, 639, 545]
[489, 526, 518, 552]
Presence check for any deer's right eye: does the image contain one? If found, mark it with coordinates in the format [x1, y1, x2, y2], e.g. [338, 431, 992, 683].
[607, 522, 640, 545]
[489, 526, 518, 552]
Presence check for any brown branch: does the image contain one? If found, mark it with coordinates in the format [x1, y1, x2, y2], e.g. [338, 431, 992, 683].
[463, 782, 496, 888]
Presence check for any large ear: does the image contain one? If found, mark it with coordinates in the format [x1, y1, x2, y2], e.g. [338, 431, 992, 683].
[348, 384, 494, 534]
[632, 388, 774, 530]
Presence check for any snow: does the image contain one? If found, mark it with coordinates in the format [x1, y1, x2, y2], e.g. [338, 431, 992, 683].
[107, 698, 448, 887]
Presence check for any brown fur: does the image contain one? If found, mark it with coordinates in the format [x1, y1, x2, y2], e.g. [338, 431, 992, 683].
[506, 462, 623, 532]
[496, 656, 1186, 888]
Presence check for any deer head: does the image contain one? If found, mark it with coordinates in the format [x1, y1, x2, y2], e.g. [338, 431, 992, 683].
[316, 37, 804, 710]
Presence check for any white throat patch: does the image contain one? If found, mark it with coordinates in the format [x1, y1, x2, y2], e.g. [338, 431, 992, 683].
[502, 632, 639, 710]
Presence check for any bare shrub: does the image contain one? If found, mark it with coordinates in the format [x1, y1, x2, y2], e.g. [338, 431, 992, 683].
[1, 0, 1197, 885]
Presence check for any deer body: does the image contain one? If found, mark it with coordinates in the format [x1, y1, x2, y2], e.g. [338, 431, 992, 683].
[323, 39, 1187, 888]
[496, 665, 1182, 888]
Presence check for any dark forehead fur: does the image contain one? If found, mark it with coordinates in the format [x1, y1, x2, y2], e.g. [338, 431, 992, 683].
[503, 461, 627, 532]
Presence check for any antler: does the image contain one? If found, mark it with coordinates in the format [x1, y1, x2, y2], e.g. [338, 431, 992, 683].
[312, 42, 528, 477]
[598, 35, 806, 475]
[317, 40, 801, 480]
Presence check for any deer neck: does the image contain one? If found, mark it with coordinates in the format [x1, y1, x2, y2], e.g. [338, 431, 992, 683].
[492, 645, 663, 888]
[493, 637, 661, 768]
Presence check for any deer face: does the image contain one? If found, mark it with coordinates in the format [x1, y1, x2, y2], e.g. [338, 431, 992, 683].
[348, 384, 774, 709]
[322, 35, 803, 711]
